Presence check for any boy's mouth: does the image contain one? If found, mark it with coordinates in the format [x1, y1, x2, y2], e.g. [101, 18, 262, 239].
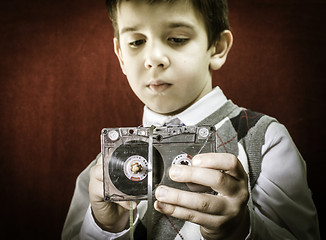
[147, 80, 172, 93]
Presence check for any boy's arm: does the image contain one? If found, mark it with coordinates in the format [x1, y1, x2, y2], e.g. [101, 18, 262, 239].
[248, 122, 320, 239]
[61, 158, 96, 240]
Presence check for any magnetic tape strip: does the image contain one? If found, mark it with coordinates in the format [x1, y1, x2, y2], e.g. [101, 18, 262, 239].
[101, 125, 217, 202]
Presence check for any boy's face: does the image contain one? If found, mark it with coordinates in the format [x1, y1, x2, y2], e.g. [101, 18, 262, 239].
[114, 0, 217, 115]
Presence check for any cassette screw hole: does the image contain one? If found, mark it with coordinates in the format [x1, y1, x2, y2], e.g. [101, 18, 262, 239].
[129, 129, 134, 134]
[108, 130, 119, 141]
[156, 135, 163, 142]
[199, 127, 209, 138]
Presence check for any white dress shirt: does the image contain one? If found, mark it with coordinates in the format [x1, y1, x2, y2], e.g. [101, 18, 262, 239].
[79, 87, 320, 240]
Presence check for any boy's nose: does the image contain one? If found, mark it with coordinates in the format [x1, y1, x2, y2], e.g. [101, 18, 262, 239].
[144, 43, 170, 70]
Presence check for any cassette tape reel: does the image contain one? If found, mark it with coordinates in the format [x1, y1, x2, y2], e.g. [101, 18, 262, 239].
[101, 125, 216, 201]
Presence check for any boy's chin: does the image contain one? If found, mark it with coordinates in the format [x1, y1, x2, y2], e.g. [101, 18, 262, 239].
[149, 105, 186, 116]
[148, 101, 194, 116]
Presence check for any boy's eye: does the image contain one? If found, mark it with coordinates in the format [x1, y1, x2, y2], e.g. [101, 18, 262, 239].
[168, 37, 189, 45]
[129, 39, 146, 48]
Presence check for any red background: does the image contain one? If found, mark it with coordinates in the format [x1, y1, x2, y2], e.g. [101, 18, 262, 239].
[0, 0, 325, 239]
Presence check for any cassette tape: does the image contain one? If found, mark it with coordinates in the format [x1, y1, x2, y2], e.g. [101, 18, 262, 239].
[101, 125, 216, 201]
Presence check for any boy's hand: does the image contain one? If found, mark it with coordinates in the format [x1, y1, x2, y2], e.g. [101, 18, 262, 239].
[89, 156, 137, 233]
[154, 153, 250, 240]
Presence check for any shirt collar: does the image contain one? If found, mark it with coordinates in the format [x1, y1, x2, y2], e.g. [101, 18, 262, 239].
[142, 87, 228, 127]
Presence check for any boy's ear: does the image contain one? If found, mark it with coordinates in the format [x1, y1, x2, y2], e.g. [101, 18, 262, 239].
[113, 38, 127, 75]
[209, 30, 233, 71]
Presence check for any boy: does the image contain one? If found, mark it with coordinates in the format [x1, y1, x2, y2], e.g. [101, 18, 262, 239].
[62, 0, 320, 239]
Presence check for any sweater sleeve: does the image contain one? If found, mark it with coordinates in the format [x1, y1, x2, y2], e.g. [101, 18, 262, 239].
[61, 157, 97, 240]
[248, 122, 320, 239]
[80, 205, 139, 240]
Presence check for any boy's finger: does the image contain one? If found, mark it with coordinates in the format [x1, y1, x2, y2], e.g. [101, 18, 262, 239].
[96, 155, 102, 165]
[154, 199, 226, 229]
[169, 165, 242, 196]
[192, 153, 247, 180]
[117, 200, 138, 210]
[89, 177, 104, 201]
[155, 185, 229, 215]
[90, 164, 103, 181]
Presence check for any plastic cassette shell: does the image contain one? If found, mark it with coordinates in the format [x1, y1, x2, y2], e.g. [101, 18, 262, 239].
[101, 125, 217, 202]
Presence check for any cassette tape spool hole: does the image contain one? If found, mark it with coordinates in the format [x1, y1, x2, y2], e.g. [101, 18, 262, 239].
[108, 141, 164, 196]
[123, 155, 148, 182]
[172, 153, 192, 166]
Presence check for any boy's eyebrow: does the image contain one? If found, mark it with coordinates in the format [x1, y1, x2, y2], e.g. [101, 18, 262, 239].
[120, 22, 195, 35]
[167, 22, 195, 30]
[120, 26, 140, 35]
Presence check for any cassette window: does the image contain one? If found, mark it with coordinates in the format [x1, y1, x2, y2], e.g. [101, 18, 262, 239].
[101, 126, 216, 201]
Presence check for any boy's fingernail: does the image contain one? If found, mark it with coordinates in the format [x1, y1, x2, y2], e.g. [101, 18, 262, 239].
[192, 157, 201, 166]
[169, 165, 181, 178]
[156, 187, 168, 199]
[156, 201, 166, 210]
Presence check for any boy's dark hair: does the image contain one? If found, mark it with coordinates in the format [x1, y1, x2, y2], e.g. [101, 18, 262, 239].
[106, 0, 230, 48]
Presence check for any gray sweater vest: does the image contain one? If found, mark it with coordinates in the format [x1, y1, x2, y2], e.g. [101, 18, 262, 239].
[198, 100, 276, 188]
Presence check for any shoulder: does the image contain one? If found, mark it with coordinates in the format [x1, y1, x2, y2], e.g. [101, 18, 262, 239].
[262, 122, 307, 191]
[263, 121, 299, 159]
[229, 108, 276, 142]
[264, 122, 293, 148]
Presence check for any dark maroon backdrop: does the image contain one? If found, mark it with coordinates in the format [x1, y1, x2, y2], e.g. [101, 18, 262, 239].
[0, 0, 325, 239]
